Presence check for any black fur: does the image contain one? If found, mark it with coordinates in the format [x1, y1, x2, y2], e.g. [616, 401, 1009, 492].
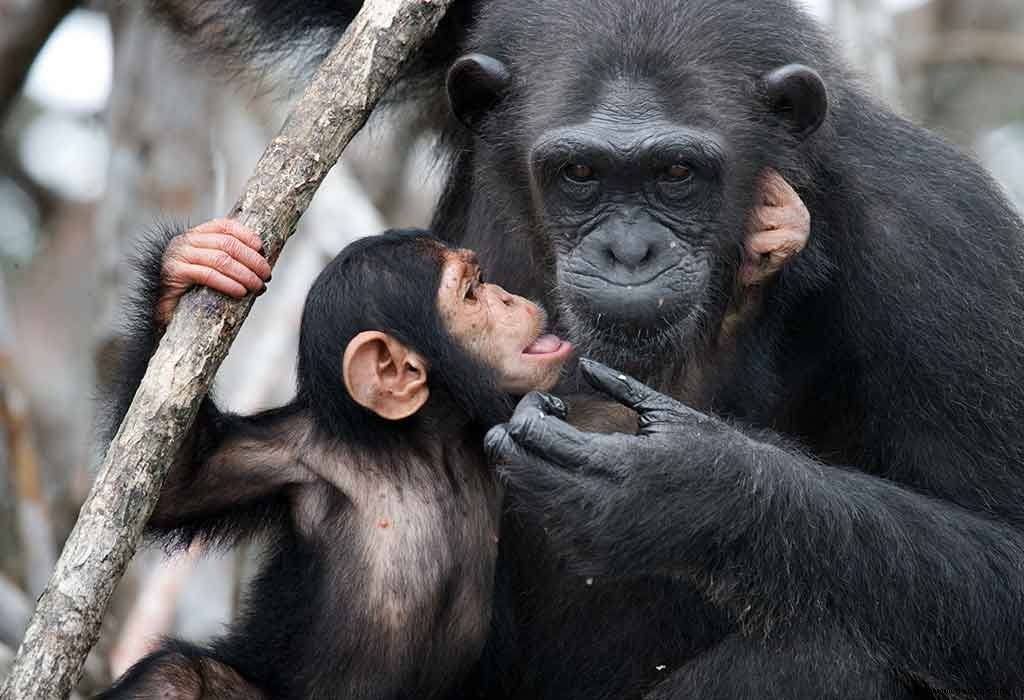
[297, 229, 512, 451]
[99, 229, 508, 699]
[149, 1, 1024, 699]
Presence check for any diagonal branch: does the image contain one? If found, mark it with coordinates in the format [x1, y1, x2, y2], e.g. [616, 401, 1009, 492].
[0, 1, 454, 697]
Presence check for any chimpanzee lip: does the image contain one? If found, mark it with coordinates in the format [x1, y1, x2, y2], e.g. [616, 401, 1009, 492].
[522, 333, 573, 359]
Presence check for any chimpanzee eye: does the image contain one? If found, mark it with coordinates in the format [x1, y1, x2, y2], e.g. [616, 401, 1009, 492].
[562, 163, 596, 183]
[663, 163, 692, 181]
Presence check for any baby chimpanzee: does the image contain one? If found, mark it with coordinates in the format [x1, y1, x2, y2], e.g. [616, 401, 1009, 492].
[99, 228, 571, 700]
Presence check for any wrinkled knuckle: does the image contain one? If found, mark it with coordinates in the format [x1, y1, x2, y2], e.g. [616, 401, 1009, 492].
[485, 428, 513, 462]
[525, 390, 547, 406]
[211, 251, 233, 272]
[224, 237, 248, 259]
[162, 259, 184, 281]
[197, 267, 217, 286]
[546, 394, 567, 415]
[522, 417, 546, 442]
[510, 413, 540, 441]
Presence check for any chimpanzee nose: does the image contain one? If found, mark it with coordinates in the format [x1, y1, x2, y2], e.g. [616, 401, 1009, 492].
[607, 235, 652, 271]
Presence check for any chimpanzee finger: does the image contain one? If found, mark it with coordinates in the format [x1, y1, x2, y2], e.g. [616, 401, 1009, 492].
[746, 230, 807, 278]
[506, 403, 596, 471]
[180, 263, 249, 298]
[190, 218, 265, 254]
[579, 358, 697, 430]
[181, 248, 267, 293]
[485, 425, 547, 471]
[757, 168, 798, 207]
[185, 232, 273, 282]
[749, 205, 782, 235]
[486, 426, 602, 504]
[512, 391, 568, 420]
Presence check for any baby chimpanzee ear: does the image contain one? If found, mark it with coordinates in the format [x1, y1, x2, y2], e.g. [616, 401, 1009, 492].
[343, 331, 429, 420]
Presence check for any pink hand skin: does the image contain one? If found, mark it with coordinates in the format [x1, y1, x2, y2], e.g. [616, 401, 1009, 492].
[155, 219, 273, 326]
[741, 169, 811, 287]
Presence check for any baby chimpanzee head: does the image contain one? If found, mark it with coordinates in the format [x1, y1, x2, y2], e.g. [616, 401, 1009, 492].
[297, 229, 571, 447]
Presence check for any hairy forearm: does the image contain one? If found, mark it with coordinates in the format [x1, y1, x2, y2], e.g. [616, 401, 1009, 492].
[102, 224, 186, 442]
[632, 437, 1024, 683]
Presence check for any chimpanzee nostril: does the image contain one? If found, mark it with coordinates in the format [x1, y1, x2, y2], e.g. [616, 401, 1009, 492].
[608, 236, 652, 271]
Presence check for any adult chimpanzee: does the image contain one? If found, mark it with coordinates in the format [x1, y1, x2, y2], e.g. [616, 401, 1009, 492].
[100, 225, 573, 699]
[150, 0, 1024, 698]
[101, 176, 806, 699]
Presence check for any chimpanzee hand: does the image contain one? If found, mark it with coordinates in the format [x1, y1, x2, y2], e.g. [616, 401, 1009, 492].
[156, 219, 272, 325]
[742, 168, 810, 287]
[486, 358, 746, 575]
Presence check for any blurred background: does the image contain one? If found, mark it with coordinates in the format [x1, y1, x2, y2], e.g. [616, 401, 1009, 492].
[0, 0, 1021, 694]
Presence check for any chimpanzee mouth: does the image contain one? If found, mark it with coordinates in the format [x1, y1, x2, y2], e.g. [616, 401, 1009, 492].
[522, 333, 573, 359]
[561, 298, 707, 360]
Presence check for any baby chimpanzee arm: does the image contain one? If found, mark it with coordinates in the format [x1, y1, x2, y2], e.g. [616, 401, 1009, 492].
[102, 225, 310, 550]
[145, 403, 314, 549]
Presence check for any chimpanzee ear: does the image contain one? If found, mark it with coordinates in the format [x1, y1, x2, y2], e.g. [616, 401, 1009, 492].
[342, 331, 429, 421]
[762, 64, 829, 140]
[447, 53, 511, 132]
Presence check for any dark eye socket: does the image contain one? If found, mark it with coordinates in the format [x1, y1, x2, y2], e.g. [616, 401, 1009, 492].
[662, 163, 692, 182]
[562, 163, 596, 184]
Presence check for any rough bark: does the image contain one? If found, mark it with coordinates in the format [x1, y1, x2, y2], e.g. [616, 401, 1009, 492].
[0, 1, 454, 697]
[0, 0, 79, 119]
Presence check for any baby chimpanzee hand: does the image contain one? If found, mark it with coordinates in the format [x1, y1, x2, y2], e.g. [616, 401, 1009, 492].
[156, 219, 272, 325]
[742, 169, 810, 287]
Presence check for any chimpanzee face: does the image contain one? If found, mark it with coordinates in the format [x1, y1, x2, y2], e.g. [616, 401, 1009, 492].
[340, 241, 572, 425]
[527, 79, 729, 356]
[436, 248, 572, 394]
[447, 53, 826, 372]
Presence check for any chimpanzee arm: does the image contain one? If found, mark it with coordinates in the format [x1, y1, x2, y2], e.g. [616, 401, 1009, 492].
[101, 225, 308, 549]
[489, 361, 1024, 689]
[143, 403, 315, 549]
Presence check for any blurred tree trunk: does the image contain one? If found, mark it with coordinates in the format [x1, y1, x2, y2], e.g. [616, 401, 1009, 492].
[0, 270, 56, 599]
[0, 272, 20, 582]
[93, 3, 219, 351]
[0, 0, 79, 119]
[897, 0, 1024, 144]
[830, 0, 901, 106]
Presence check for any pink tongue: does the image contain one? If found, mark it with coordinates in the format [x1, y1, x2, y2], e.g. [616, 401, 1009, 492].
[524, 334, 562, 355]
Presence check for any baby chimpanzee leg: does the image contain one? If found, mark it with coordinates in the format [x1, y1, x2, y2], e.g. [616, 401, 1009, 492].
[98, 640, 267, 700]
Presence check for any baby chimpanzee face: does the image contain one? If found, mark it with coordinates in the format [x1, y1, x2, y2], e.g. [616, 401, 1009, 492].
[338, 237, 572, 425]
[436, 248, 572, 394]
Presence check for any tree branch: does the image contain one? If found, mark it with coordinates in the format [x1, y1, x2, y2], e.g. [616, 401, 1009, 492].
[0, 1, 454, 697]
[0, 0, 79, 119]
